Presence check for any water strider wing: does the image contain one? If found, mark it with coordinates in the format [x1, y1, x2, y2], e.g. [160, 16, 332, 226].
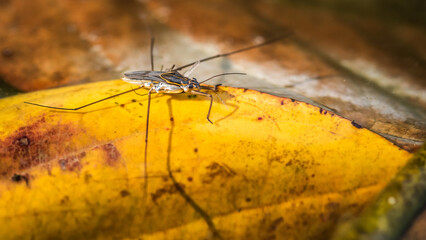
[122, 70, 166, 85]
[159, 71, 190, 86]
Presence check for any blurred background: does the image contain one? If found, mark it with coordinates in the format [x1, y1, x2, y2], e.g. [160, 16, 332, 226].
[0, 0, 425, 238]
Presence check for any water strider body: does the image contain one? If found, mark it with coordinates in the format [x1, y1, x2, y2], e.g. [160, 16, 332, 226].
[123, 70, 200, 94]
[122, 64, 236, 124]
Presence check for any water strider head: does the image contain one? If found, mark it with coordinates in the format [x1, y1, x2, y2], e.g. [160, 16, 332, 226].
[187, 77, 201, 91]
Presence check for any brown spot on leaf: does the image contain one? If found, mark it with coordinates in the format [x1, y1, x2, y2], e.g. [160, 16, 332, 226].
[120, 190, 130, 197]
[0, 116, 78, 177]
[101, 143, 121, 166]
[58, 152, 86, 172]
[11, 173, 29, 186]
[60, 195, 70, 205]
[319, 108, 329, 115]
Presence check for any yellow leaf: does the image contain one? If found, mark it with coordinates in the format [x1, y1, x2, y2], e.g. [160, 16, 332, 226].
[0, 80, 411, 239]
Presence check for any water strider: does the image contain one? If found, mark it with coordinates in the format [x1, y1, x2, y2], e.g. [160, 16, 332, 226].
[25, 33, 290, 141]
[25, 34, 291, 184]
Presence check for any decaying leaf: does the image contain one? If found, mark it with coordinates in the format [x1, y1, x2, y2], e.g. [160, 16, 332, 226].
[0, 80, 411, 239]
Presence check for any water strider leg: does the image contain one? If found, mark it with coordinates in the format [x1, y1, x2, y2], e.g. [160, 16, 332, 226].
[144, 88, 154, 178]
[24, 86, 146, 111]
[199, 73, 246, 84]
[191, 90, 214, 124]
[174, 32, 292, 71]
[150, 38, 155, 71]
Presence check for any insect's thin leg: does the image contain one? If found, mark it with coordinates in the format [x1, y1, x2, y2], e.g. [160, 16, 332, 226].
[183, 61, 200, 77]
[150, 37, 155, 71]
[24, 86, 147, 110]
[174, 32, 292, 71]
[141, 13, 154, 71]
[131, 84, 146, 97]
[191, 90, 213, 124]
[144, 88, 154, 182]
[199, 72, 246, 84]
